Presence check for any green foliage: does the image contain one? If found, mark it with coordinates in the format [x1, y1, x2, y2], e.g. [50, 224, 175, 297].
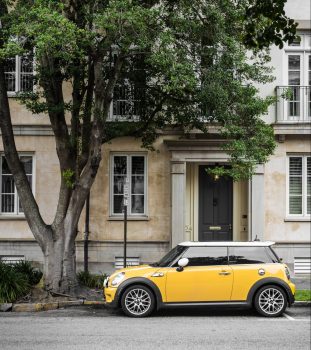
[62, 169, 75, 189]
[0, 0, 297, 181]
[295, 290, 311, 302]
[77, 271, 108, 289]
[0, 262, 31, 303]
[13, 260, 43, 285]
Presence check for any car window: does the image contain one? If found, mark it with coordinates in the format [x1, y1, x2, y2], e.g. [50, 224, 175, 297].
[180, 247, 228, 266]
[228, 247, 275, 264]
[152, 245, 187, 267]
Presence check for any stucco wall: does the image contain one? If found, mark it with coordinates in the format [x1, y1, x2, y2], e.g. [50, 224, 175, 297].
[264, 135, 311, 243]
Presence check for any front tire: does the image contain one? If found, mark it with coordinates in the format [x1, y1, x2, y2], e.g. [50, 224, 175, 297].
[254, 285, 287, 317]
[121, 285, 155, 317]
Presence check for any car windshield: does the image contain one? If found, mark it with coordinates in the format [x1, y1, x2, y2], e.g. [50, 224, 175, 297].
[150, 245, 187, 267]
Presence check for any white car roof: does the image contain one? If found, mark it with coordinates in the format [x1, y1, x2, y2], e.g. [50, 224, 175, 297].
[179, 241, 275, 247]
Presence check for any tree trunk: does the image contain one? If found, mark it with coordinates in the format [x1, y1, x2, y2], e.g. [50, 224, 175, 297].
[44, 226, 78, 294]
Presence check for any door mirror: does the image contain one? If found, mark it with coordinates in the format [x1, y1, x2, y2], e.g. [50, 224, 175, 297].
[176, 258, 189, 272]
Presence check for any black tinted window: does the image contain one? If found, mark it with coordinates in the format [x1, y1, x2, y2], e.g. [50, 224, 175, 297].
[228, 247, 274, 264]
[181, 247, 228, 266]
[153, 245, 186, 267]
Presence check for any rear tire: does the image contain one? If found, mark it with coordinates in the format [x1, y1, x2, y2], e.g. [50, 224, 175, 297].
[254, 285, 287, 317]
[121, 285, 155, 318]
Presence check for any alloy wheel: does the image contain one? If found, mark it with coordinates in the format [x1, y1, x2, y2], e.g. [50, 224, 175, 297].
[124, 288, 152, 316]
[258, 287, 285, 315]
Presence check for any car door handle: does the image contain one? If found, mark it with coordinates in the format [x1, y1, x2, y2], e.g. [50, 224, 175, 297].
[219, 271, 231, 276]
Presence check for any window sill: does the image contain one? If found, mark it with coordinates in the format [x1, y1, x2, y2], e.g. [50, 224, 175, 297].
[284, 217, 311, 222]
[0, 215, 26, 220]
[108, 216, 149, 221]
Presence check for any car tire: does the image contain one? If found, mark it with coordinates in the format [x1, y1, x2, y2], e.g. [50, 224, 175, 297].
[121, 285, 155, 318]
[254, 285, 287, 317]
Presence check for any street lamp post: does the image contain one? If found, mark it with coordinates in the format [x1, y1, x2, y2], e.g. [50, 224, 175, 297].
[123, 178, 129, 268]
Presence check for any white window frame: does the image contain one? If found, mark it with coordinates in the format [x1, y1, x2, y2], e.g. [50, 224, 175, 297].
[282, 32, 311, 122]
[286, 154, 311, 219]
[0, 154, 35, 216]
[4, 53, 35, 97]
[109, 153, 148, 217]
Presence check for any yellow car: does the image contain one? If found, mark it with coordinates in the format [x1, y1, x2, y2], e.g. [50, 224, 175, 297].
[103, 241, 295, 317]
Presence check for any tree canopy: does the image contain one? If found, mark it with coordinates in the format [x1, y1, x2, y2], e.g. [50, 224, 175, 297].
[0, 0, 297, 292]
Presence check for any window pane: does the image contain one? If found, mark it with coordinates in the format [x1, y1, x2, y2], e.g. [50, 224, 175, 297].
[2, 175, 14, 194]
[307, 177, 311, 196]
[20, 54, 34, 92]
[288, 55, 300, 70]
[4, 58, 16, 92]
[132, 176, 144, 194]
[1, 194, 15, 213]
[228, 247, 273, 264]
[288, 71, 300, 85]
[114, 176, 125, 194]
[1, 157, 11, 175]
[307, 158, 311, 176]
[182, 247, 228, 266]
[289, 196, 302, 214]
[113, 195, 124, 214]
[20, 156, 33, 174]
[289, 37, 301, 47]
[289, 177, 302, 195]
[131, 195, 144, 214]
[307, 197, 311, 215]
[289, 157, 302, 176]
[113, 156, 127, 175]
[132, 156, 144, 174]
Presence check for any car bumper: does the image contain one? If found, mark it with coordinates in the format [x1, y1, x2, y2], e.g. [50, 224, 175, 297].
[104, 286, 118, 308]
[288, 282, 296, 305]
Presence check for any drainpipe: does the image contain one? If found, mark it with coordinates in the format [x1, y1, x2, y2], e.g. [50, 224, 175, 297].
[84, 193, 90, 272]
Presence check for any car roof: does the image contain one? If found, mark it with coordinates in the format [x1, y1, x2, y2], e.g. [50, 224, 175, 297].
[179, 241, 275, 247]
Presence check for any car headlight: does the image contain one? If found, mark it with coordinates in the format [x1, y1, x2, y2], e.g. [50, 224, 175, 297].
[111, 272, 125, 286]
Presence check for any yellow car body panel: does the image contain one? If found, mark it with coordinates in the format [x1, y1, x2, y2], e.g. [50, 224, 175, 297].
[165, 266, 233, 302]
[230, 263, 293, 300]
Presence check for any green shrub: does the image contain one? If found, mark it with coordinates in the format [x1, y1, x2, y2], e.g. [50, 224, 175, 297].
[0, 262, 31, 303]
[13, 261, 43, 285]
[77, 271, 107, 289]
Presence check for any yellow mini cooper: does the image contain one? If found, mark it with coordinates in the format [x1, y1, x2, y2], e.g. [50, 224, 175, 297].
[103, 241, 295, 318]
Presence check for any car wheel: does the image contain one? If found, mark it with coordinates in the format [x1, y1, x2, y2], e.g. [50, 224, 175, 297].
[254, 285, 287, 317]
[121, 285, 155, 317]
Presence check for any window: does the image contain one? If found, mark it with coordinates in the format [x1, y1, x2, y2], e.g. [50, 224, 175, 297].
[4, 53, 34, 95]
[284, 33, 311, 120]
[0, 155, 34, 215]
[228, 247, 275, 264]
[152, 245, 187, 267]
[110, 154, 147, 216]
[287, 155, 310, 217]
[181, 247, 228, 266]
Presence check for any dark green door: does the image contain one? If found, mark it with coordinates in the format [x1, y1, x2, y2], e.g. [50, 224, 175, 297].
[199, 166, 233, 241]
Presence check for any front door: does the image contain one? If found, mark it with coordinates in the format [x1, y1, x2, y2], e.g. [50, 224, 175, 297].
[199, 166, 233, 241]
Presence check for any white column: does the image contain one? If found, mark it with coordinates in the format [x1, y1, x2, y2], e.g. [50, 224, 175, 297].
[171, 161, 186, 247]
[250, 164, 265, 241]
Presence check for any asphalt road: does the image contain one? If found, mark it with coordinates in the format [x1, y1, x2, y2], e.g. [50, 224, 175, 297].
[0, 306, 310, 350]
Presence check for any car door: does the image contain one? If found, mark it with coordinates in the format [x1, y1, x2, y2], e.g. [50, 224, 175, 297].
[165, 246, 233, 302]
[229, 246, 279, 301]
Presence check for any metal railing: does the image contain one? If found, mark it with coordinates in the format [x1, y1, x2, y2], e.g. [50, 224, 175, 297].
[276, 86, 311, 123]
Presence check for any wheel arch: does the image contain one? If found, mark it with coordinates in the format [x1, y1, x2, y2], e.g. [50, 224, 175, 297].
[247, 278, 294, 306]
[115, 277, 163, 310]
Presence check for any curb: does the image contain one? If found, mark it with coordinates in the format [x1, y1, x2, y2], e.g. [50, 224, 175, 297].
[293, 301, 311, 307]
[1, 300, 106, 313]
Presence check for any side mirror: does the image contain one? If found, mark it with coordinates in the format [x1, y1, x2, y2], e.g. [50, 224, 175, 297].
[176, 258, 189, 272]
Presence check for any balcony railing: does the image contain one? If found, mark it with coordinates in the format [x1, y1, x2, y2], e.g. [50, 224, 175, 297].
[276, 86, 311, 123]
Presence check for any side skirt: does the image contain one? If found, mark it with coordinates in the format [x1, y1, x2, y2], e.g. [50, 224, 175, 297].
[161, 301, 250, 308]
